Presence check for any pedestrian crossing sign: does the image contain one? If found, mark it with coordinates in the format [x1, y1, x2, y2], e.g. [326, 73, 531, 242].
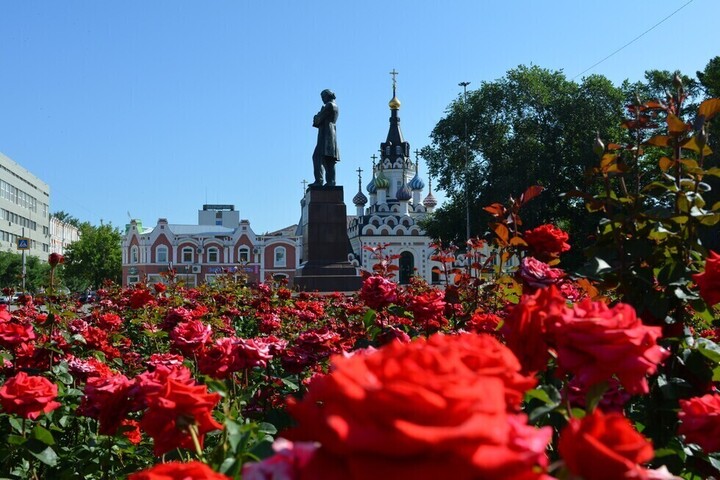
[17, 238, 30, 250]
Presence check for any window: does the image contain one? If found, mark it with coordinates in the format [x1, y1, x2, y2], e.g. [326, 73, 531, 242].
[207, 247, 219, 263]
[238, 246, 250, 263]
[130, 246, 139, 264]
[127, 275, 140, 285]
[156, 245, 168, 263]
[181, 247, 194, 264]
[274, 246, 286, 267]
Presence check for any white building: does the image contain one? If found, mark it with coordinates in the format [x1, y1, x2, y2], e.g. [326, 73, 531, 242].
[50, 216, 81, 256]
[0, 152, 51, 258]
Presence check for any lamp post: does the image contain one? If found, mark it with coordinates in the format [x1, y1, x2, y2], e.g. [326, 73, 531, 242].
[459, 81, 471, 241]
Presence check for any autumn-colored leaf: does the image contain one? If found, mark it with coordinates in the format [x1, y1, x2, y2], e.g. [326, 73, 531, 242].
[509, 236, 527, 247]
[607, 143, 623, 151]
[645, 135, 670, 147]
[667, 113, 689, 135]
[520, 185, 544, 205]
[492, 223, 510, 246]
[483, 203, 505, 217]
[658, 156, 673, 172]
[698, 98, 720, 122]
[453, 273, 463, 284]
[576, 278, 600, 300]
[682, 136, 713, 155]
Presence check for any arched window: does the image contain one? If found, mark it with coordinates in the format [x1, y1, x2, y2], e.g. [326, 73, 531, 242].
[238, 246, 250, 263]
[130, 245, 139, 264]
[181, 247, 194, 264]
[156, 245, 168, 263]
[207, 246, 219, 263]
[274, 246, 286, 267]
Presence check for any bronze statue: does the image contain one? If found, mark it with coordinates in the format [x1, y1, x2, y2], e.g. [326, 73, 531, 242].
[309, 89, 339, 187]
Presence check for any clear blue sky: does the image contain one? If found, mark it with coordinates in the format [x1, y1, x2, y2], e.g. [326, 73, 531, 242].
[1, 1, 718, 234]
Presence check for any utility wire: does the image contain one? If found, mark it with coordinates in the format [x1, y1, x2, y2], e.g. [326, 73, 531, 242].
[573, 0, 695, 80]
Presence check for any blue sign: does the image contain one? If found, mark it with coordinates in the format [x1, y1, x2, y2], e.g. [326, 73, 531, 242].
[17, 238, 30, 250]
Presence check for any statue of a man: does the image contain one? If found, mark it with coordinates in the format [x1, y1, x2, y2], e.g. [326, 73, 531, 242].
[309, 89, 339, 187]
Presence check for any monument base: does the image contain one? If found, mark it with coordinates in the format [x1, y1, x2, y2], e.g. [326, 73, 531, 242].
[294, 186, 362, 292]
[294, 261, 362, 292]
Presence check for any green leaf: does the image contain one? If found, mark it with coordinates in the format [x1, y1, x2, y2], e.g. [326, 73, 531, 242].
[29, 446, 58, 467]
[362, 309, 377, 329]
[31, 425, 55, 446]
[696, 338, 720, 363]
[6, 434, 26, 446]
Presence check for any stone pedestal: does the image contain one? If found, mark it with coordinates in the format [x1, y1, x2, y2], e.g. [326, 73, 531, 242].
[294, 186, 362, 292]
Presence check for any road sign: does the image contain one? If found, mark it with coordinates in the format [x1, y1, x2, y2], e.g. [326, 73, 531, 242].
[17, 238, 30, 250]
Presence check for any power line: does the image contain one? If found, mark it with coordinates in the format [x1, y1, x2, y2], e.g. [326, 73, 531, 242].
[572, 0, 695, 80]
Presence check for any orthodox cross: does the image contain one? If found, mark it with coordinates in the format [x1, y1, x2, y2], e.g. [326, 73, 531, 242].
[390, 68, 399, 95]
[301, 179, 308, 191]
[414, 149, 421, 172]
[356, 167, 363, 190]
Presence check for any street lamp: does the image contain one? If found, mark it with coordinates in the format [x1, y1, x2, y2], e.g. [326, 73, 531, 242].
[459, 81, 471, 241]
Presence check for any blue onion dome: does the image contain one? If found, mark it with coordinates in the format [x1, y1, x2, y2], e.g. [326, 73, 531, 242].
[366, 176, 377, 194]
[408, 172, 425, 191]
[396, 183, 412, 201]
[423, 191, 438, 208]
[353, 190, 368, 206]
[375, 171, 390, 190]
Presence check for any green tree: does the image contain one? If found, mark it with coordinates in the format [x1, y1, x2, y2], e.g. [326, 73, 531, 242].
[421, 65, 625, 265]
[0, 251, 51, 292]
[63, 223, 122, 290]
[51, 210, 81, 228]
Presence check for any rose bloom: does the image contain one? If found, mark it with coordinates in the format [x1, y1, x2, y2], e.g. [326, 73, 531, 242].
[678, 393, 720, 452]
[465, 311, 501, 334]
[153, 282, 167, 294]
[692, 250, 720, 306]
[132, 365, 195, 407]
[140, 379, 222, 456]
[518, 256, 565, 290]
[79, 373, 134, 435]
[0, 320, 36, 348]
[404, 289, 447, 332]
[235, 337, 273, 369]
[524, 224, 570, 258]
[198, 337, 241, 379]
[559, 409, 653, 480]
[549, 299, 669, 395]
[97, 312, 123, 331]
[502, 286, 567, 374]
[170, 319, 212, 354]
[120, 419, 143, 445]
[0, 372, 61, 420]
[359, 275, 398, 310]
[128, 287, 155, 309]
[128, 461, 230, 480]
[243, 438, 320, 480]
[285, 332, 550, 479]
[48, 252, 64, 267]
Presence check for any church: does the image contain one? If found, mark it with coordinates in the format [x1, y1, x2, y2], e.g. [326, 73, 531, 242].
[345, 78, 441, 285]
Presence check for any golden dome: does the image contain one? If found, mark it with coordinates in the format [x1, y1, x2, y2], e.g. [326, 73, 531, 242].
[389, 96, 401, 110]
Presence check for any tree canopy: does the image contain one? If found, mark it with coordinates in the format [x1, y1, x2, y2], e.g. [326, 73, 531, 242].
[0, 251, 50, 293]
[421, 65, 626, 265]
[63, 223, 122, 290]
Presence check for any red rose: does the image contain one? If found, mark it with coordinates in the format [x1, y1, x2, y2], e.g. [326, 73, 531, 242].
[129, 461, 230, 480]
[692, 250, 720, 306]
[170, 319, 212, 354]
[678, 393, 720, 452]
[0, 372, 61, 420]
[198, 337, 241, 379]
[243, 438, 319, 480]
[359, 275, 398, 310]
[0, 320, 35, 348]
[140, 379, 222, 456]
[559, 409, 654, 480]
[133, 365, 195, 407]
[524, 223, 570, 258]
[549, 299, 669, 394]
[465, 311, 501, 334]
[79, 373, 134, 435]
[502, 286, 566, 374]
[235, 337, 273, 369]
[286, 333, 550, 479]
[153, 282, 167, 294]
[404, 289, 447, 332]
[48, 252, 64, 267]
[97, 313, 123, 331]
[128, 287, 155, 309]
